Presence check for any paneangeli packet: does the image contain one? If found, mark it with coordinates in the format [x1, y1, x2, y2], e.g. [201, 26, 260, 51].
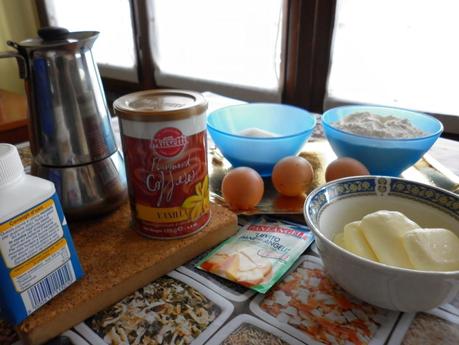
[196, 217, 314, 293]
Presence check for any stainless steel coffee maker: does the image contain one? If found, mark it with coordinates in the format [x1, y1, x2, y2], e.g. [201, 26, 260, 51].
[0, 27, 127, 219]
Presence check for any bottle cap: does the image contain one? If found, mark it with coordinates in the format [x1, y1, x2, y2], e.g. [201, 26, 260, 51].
[0, 144, 25, 187]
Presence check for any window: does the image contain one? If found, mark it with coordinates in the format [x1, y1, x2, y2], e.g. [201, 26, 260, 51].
[39, 0, 287, 102]
[38, 0, 457, 134]
[43, 0, 138, 83]
[326, 0, 459, 133]
[37, 0, 333, 108]
[147, 0, 286, 102]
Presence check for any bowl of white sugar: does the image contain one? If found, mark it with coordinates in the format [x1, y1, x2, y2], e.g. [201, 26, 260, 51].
[207, 103, 316, 176]
[322, 105, 443, 176]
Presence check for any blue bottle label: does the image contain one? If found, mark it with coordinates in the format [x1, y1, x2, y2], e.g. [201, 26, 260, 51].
[0, 193, 83, 325]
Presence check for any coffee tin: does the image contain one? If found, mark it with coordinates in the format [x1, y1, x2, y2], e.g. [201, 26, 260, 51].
[114, 90, 210, 239]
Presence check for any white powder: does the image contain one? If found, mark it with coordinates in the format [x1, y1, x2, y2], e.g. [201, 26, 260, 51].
[238, 127, 279, 137]
[332, 112, 426, 139]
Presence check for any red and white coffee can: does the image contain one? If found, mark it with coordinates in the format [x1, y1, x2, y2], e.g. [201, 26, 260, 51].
[114, 90, 210, 239]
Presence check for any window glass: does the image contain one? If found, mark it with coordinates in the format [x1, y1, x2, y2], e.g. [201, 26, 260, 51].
[326, 0, 459, 124]
[44, 0, 138, 82]
[147, 0, 286, 101]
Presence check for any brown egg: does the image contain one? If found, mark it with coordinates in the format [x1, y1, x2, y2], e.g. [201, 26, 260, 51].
[221, 167, 264, 210]
[271, 156, 314, 197]
[325, 157, 370, 182]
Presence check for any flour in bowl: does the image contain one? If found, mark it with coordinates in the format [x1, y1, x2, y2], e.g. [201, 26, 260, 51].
[332, 112, 426, 139]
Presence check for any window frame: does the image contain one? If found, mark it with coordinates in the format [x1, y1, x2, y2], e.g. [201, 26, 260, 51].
[283, 0, 336, 112]
[35, 0, 152, 103]
[35, 0, 335, 110]
[36, 0, 457, 138]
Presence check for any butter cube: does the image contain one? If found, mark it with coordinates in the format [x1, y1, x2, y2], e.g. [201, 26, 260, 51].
[343, 221, 377, 261]
[360, 210, 419, 269]
[403, 228, 459, 271]
[333, 231, 346, 248]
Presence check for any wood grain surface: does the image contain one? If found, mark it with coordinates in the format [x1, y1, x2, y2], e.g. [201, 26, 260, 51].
[17, 202, 238, 345]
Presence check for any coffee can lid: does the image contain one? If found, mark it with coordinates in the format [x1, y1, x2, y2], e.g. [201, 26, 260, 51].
[113, 89, 208, 122]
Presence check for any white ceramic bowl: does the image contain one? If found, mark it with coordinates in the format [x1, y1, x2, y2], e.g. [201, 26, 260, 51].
[304, 176, 459, 312]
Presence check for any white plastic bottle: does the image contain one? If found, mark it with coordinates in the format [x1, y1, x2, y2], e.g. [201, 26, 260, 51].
[1, 145, 56, 220]
[0, 144, 83, 325]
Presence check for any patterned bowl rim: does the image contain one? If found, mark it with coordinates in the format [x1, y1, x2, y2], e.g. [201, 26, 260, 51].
[303, 175, 459, 275]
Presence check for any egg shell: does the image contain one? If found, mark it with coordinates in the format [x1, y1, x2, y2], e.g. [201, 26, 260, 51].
[325, 157, 369, 182]
[221, 167, 264, 210]
[271, 156, 314, 197]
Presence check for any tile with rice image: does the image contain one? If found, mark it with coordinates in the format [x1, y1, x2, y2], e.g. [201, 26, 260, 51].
[402, 312, 459, 345]
[222, 324, 290, 345]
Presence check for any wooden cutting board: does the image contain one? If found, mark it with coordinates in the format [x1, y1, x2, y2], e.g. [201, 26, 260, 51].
[17, 202, 238, 345]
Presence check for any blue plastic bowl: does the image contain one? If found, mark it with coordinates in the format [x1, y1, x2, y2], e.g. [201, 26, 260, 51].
[207, 103, 316, 176]
[322, 105, 443, 176]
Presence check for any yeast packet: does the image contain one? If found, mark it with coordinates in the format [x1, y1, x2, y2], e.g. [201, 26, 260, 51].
[196, 217, 314, 293]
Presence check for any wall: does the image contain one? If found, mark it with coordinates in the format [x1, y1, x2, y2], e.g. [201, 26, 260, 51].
[0, 0, 39, 94]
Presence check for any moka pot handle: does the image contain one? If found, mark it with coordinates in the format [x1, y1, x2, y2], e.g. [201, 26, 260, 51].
[0, 41, 28, 79]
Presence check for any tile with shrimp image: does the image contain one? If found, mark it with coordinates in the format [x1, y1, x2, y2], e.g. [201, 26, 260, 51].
[250, 255, 399, 345]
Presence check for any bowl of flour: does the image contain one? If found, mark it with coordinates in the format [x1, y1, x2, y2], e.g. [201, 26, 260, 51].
[322, 105, 443, 176]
